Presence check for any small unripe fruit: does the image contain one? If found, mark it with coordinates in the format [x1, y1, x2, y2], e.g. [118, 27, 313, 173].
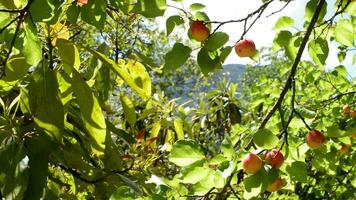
[189, 21, 210, 42]
[265, 149, 284, 169]
[77, 0, 88, 6]
[352, 134, 356, 139]
[266, 177, 283, 192]
[242, 153, 263, 174]
[338, 144, 351, 155]
[306, 129, 325, 149]
[350, 110, 356, 118]
[234, 39, 256, 57]
[343, 104, 351, 114]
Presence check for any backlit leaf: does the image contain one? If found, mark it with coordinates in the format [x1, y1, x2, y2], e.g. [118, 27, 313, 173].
[169, 139, 205, 167]
[72, 70, 106, 155]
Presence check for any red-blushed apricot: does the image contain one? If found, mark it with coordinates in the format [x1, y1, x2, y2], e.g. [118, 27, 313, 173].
[350, 110, 356, 118]
[338, 144, 351, 155]
[306, 129, 325, 149]
[77, 0, 88, 6]
[265, 149, 284, 169]
[234, 39, 256, 57]
[242, 153, 263, 174]
[343, 104, 351, 114]
[189, 21, 210, 42]
[266, 177, 283, 192]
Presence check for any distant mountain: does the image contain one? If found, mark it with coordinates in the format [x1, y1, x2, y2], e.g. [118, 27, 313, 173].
[174, 64, 246, 105]
[213, 64, 246, 83]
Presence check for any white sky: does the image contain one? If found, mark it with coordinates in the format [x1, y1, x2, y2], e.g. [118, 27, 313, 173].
[158, 0, 355, 77]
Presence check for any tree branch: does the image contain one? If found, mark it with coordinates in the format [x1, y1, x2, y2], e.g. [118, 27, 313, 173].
[245, 0, 326, 150]
[258, 0, 326, 130]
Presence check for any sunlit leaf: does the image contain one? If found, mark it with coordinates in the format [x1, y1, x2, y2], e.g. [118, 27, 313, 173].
[166, 15, 184, 36]
[120, 93, 136, 128]
[308, 37, 329, 66]
[334, 19, 354, 47]
[273, 16, 294, 30]
[253, 129, 279, 149]
[132, 0, 166, 18]
[72, 70, 106, 155]
[56, 39, 80, 73]
[28, 62, 64, 141]
[164, 43, 191, 71]
[204, 32, 229, 51]
[22, 21, 42, 66]
[286, 161, 307, 183]
[169, 139, 205, 167]
[189, 3, 205, 11]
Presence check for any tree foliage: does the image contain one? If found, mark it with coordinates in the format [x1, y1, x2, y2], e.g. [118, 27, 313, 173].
[0, 0, 355, 199]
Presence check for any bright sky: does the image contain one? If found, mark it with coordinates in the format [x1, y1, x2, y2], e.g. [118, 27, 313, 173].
[159, 0, 355, 77]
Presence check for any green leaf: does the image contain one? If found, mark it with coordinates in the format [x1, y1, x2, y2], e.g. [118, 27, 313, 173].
[106, 120, 135, 144]
[57, 71, 73, 107]
[66, 3, 80, 24]
[28, 62, 64, 142]
[81, 0, 107, 29]
[308, 37, 329, 66]
[192, 171, 224, 195]
[120, 93, 136, 128]
[180, 160, 212, 184]
[294, 106, 316, 119]
[126, 60, 152, 98]
[24, 139, 49, 200]
[22, 21, 42, 66]
[285, 36, 302, 61]
[243, 170, 266, 199]
[164, 43, 191, 71]
[189, 3, 205, 11]
[273, 16, 294, 30]
[193, 11, 211, 30]
[345, 1, 356, 17]
[72, 70, 106, 155]
[0, 12, 9, 27]
[166, 15, 184, 36]
[204, 32, 229, 51]
[29, 0, 55, 22]
[272, 30, 292, 52]
[253, 129, 279, 149]
[338, 51, 346, 63]
[87, 49, 151, 100]
[197, 47, 221, 75]
[220, 46, 232, 63]
[169, 139, 205, 167]
[334, 19, 355, 47]
[304, 0, 327, 24]
[56, 39, 80, 74]
[132, 0, 166, 18]
[174, 118, 184, 140]
[2, 56, 30, 82]
[325, 125, 346, 138]
[110, 186, 136, 200]
[221, 135, 234, 160]
[286, 161, 307, 183]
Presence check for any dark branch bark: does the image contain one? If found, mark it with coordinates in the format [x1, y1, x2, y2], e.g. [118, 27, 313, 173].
[258, 0, 326, 130]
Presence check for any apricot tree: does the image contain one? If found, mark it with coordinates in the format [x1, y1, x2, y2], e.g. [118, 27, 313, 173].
[0, 0, 355, 199]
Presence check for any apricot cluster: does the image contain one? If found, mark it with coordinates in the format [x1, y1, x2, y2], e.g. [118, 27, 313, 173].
[242, 149, 284, 192]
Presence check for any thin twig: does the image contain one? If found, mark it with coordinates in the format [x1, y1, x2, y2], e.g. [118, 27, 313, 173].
[320, 90, 356, 104]
[266, 0, 292, 17]
[0, 15, 20, 34]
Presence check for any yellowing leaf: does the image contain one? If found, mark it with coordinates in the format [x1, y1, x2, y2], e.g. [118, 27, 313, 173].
[51, 23, 69, 46]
